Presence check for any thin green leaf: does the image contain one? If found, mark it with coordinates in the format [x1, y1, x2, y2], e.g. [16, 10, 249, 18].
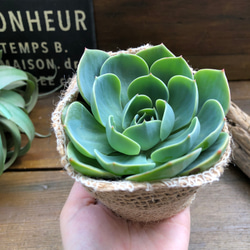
[0, 101, 34, 156]
[0, 90, 25, 108]
[0, 127, 6, 174]
[23, 72, 39, 113]
[0, 66, 28, 90]
[0, 102, 12, 119]
[0, 118, 21, 171]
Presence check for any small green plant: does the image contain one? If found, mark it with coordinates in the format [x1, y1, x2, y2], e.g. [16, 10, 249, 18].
[0, 50, 39, 175]
[63, 44, 230, 182]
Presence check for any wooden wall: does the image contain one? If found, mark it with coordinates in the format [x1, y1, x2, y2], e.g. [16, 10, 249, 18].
[93, 0, 250, 81]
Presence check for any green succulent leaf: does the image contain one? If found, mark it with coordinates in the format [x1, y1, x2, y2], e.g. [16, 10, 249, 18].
[136, 44, 175, 68]
[100, 53, 149, 107]
[91, 73, 123, 129]
[180, 132, 229, 176]
[194, 69, 230, 114]
[193, 99, 225, 151]
[77, 49, 110, 104]
[168, 75, 198, 131]
[64, 101, 114, 158]
[122, 94, 152, 129]
[95, 150, 155, 176]
[150, 56, 193, 85]
[106, 115, 141, 155]
[127, 74, 169, 103]
[67, 142, 116, 178]
[0, 66, 28, 89]
[156, 99, 175, 140]
[151, 117, 200, 162]
[61, 103, 70, 125]
[123, 120, 161, 151]
[63, 44, 231, 182]
[137, 108, 157, 120]
[126, 148, 202, 182]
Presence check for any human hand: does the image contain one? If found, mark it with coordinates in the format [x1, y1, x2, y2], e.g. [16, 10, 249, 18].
[60, 181, 190, 250]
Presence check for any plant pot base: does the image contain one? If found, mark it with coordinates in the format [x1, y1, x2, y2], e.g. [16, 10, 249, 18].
[85, 185, 198, 222]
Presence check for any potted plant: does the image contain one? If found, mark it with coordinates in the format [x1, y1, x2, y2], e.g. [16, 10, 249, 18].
[52, 44, 231, 222]
[0, 50, 38, 175]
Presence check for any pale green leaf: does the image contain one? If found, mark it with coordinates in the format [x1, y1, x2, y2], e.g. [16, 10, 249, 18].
[127, 74, 169, 103]
[126, 148, 202, 182]
[123, 120, 161, 150]
[0, 66, 28, 89]
[168, 75, 198, 131]
[150, 56, 193, 85]
[0, 90, 25, 108]
[23, 72, 39, 113]
[100, 53, 149, 107]
[0, 101, 34, 156]
[95, 150, 155, 176]
[0, 118, 21, 171]
[106, 115, 141, 155]
[0, 127, 6, 174]
[151, 117, 200, 162]
[136, 44, 175, 68]
[194, 69, 230, 114]
[67, 142, 116, 178]
[64, 101, 114, 158]
[91, 73, 123, 129]
[122, 94, 152, 129]
[0, 102, 12, 119]
[193, 99, 225, 151]
[77, 49, 110, 104]
[180, 132, 229, 176]
[156, 99, 175, 140]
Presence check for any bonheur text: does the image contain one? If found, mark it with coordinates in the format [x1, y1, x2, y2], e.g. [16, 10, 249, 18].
[0, 10, 87, 32]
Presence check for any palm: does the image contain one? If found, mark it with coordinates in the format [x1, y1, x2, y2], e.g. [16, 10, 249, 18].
[60, 182, 190, 250]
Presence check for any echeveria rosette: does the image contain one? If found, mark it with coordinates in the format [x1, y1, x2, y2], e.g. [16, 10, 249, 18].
[63, 44, 230, 182]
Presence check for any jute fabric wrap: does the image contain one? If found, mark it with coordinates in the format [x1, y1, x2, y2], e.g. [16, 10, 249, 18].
[51, 45, 232, 223]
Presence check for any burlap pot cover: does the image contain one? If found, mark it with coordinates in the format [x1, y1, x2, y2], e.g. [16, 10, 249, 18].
[51, 45, 232, 223]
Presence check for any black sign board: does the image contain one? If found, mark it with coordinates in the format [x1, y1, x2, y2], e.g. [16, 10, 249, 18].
[0, 0, 96, 92]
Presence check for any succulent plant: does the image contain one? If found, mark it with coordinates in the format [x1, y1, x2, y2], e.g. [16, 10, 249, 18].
[0, 50, 38, 175]
[62, 44, 230, 182]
